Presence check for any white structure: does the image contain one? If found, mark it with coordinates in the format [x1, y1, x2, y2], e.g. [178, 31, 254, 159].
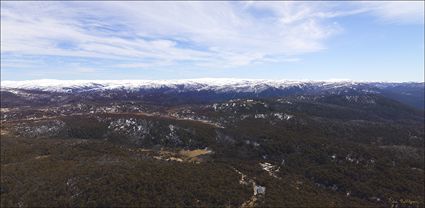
[253, 185, 266, 195]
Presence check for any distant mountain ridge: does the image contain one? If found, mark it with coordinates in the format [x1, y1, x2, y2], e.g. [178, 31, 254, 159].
[1, 79, 424, 109]
[1, 79, 423, 92]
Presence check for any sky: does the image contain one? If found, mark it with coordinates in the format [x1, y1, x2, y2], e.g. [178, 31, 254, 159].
[1, 1, 424, 81]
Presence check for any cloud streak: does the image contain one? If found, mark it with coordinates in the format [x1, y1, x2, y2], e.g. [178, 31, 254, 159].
[1, 1, 423, 72]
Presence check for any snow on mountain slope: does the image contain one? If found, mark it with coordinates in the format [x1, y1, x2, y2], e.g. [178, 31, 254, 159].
[1, 78, 353, 92]
[0, 78, 390, 93]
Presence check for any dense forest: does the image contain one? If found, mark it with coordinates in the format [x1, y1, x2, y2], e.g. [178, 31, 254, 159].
[1, 84, 424, 207]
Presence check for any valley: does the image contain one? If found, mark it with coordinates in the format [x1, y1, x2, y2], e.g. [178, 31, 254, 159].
[0, 80, 424, 207]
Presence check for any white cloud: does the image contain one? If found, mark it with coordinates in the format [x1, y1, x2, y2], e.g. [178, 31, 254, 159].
[358, 1, 424, 24]
[1, 1, 422, 70]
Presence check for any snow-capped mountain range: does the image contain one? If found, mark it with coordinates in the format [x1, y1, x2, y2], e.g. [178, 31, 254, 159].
[1, 79, 423, 109]
[1, 79, 421, 93]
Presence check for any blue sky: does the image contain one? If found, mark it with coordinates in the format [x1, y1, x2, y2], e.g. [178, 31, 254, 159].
[1, 1, 424, 81]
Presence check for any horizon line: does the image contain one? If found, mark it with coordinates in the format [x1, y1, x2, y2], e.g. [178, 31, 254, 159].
[1, 78, 424, 84]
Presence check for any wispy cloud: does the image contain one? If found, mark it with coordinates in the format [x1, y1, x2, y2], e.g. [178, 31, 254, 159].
[358, 1, 424, 24]
[1, 1, 423, 73]
[0, 1, 338, 69]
